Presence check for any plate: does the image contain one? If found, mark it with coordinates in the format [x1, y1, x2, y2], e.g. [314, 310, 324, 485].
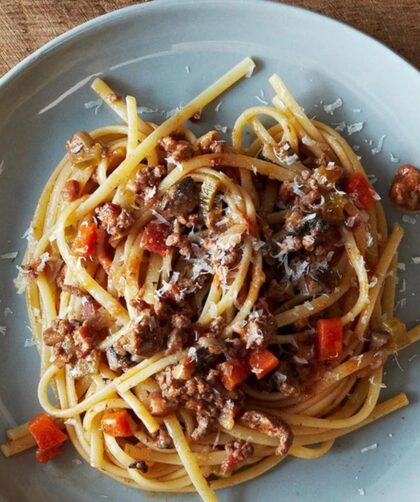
[0, 1, 419, 501]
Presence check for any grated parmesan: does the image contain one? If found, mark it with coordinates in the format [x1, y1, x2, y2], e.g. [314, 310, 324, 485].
[3, 307, 12, 318]
[402, 215, 416, 225]
[371, 134, 386, 155]
[412, 257, 420, 265]
[214, 100, 223, 112]
[0, 251, 18, 260]
[245, 64, 255, 78]
[214, 124, 228, 134]
[0, 326, 6, 336]
[0, 160, 4, 175]
[397, 262, 406, 271]
[346, 122, 364, 135]
[151, 209, 170, 225]
[185, 65, 191, 73]
[323, 98, 343, 115]
[24, 338, 36, 347]
[84, 99, 103, 115]
[137, 105, 159, 114]
[360, 443, 377, 453]
[255, 95, 269, 105]
[332, 121, 346, 132]
[358, 488, 365, 496]
[390, 152, 400, 163]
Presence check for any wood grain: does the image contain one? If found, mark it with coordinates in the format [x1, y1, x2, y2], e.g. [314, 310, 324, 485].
[0, 0, 419, 77]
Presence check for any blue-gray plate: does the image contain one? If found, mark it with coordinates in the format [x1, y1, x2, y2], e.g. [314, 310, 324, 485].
[0, 1, 419, 501]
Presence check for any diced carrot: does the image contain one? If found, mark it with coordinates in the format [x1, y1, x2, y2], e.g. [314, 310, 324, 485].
[101, 409, 135, 437]
[28, 413, 68, 463]
[345, 173, 376, 209]
[316, 318, 343, 361]
[36, 445, 63, 464]
[141, 220, 171, 256]
[249, 348, 279, 379]
[73, 220, 98, 257]
[218, 358, 251, 391]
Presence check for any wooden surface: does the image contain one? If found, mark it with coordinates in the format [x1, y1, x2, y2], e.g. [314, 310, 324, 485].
[0, 0, 419, 77]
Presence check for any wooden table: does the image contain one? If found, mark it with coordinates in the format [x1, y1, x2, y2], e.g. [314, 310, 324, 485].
[0, 0, 419, 77]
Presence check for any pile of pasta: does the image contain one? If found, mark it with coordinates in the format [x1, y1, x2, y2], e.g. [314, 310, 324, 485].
[2, 57, 420, 502]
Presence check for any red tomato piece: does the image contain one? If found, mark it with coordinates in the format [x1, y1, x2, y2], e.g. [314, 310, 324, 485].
[345, 172, 376, 209]
[28, 413, 68, 459]
[218, 358, 251, 391]
[73, 220, 98, 257]
[316, 318, 343, 361]
[101, 409, 135, 437]
[141, 220, 171, 256]
[249, 348, 279, 379]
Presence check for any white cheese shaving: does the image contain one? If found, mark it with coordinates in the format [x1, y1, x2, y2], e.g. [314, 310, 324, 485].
[185, 65, 191, 73]
[24, 338, 36, 347]
[367, 173, 378, 184]
[360, 443, 377, 453]
[353, 108, 361, 113]
[214, 100, 223, 112]
[397, 262, 406, 271]
[352, 144, 360, 151]
[84, 99, 103, 114]
[402, 214, 416, 225]
[293, 355, 308, 365]
[346, 122, 364, 135]
[301, 135, 320, 147]
[358, 488, 365, 496]
[323, 98, 343, 115]
[278, 153, 299, 166]
[165, 106, 181, 119]
[155, 271, 180, 298]
[0, 160, 4, 175]
[187, 347, 197, 361]
[371, 134, 386, 155]
[412, 256, 420, 265]
[137, 105, 159, 114]
[22, 226, 37, 246]
[390, 152, 400, 163]
[0, 251, 18, 260]
[395, 298, 407, 309]
[0, 326, 6, 336]
[3, 307, 13, 317]
[214, 124, 228, 134]
[13, 272, 28, 294]
[151, 209, 170, 225]
[399, 279, 406, 293]
[303, 301, 315, 311]
[245, 64, 255, 78]
[255, 95, 268, 105]
[408, 354, 418, 363]
[388, 433, 393, 438]
[332, 121, 346, 132]
[368, 276, 378, 288]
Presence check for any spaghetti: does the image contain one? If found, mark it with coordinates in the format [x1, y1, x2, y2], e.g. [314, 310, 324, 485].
[2, 57, 419, 501]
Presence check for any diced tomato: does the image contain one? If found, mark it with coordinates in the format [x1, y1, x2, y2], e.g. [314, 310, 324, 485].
[35, 445, 63, 464]
[316, 318, 343, 361]
[218, 358, 251, 391]
[345, 172, 376, 209]
[28, 413, 68, 463]
[249, 348, 279, 379]
[73, 220, 98, 257]
[141, 220, 171, 256]
[101, 409, 135, 437]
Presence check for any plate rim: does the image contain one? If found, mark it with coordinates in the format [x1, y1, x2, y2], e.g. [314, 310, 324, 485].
[0, 0, 419, 93]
